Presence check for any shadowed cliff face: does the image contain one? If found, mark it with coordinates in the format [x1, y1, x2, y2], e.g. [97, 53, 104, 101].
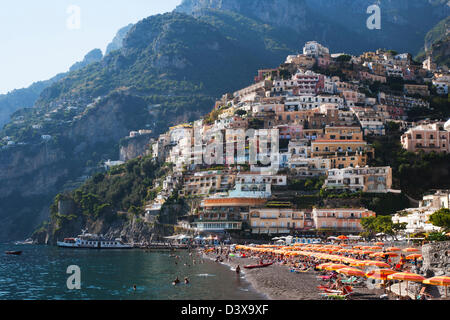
[176, 0, 450, 54]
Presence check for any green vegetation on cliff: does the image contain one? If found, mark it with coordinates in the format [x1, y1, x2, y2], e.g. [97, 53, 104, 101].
[369, 122, 450, 199]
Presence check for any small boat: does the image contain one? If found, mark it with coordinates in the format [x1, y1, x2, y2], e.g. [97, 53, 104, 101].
[243, 262, 273, 269]
[14, 238, 34, 245]
[5, 251, 22, 255]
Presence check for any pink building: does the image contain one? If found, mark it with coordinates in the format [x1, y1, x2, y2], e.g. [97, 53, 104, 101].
[401, 123, 450, 154]
[312, 208, 376, 232]
[276, 124, 304, 140]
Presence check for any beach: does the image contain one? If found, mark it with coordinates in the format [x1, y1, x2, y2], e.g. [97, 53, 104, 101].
[202, 247, 389, 300]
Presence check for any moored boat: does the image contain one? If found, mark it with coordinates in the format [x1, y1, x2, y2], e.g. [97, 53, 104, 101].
[243, 262, 273, 269]
[57, 232, 132, 249]
[5, 251, 22, 255]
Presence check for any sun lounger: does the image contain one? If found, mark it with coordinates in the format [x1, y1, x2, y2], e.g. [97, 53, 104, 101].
[319, 292, 351, 300]
[342, 276, 364, 286]
[319, 286, 354, 300]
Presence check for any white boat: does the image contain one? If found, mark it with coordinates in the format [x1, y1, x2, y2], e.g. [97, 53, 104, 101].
[57, 233, 132, 249]
[14, 238, 34, 245]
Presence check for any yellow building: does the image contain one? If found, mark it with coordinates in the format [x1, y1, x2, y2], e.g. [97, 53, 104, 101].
[322, 126, 363, 141]
[311, 139, 374, 169]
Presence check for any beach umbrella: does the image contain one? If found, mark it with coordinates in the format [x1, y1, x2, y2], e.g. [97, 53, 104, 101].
[366, 269, 397, 291]
[366, 269, 397, 280]
[336, 235, 348, 240]
[375, 242, 384, 246]
[387, 272, 426, 296]
[403, 248, 420, 253]
[317, 263, 333, 270]
[405, 254, 422, 260]
[337, 267, 365, 277]
[325, 263, 348, 271]
[370, 246, 383, 250]
[385, 252, 400, 257]
[422, 276, 450, 298]
[349, 260, 367, 267]
[364, 260, 391, 268]
[386, 247, 401, 251]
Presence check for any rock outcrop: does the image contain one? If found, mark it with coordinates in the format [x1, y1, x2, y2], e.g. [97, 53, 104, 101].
[421, 241, 450, 296]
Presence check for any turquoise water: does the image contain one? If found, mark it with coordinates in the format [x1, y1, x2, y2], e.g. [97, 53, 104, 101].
[0, 244, 264, 300]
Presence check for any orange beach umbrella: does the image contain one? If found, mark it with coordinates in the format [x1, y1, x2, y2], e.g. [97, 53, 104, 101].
[423, 276, 450, 298]
[403, 248, 420, 253]
[325, 263, 348, 271]
[387, 272, 426, 296]
[337, 267, 366, 277]
[366, 269, 397, 281]
[405, 254, 422, 260]
[364, 260, 391, 268]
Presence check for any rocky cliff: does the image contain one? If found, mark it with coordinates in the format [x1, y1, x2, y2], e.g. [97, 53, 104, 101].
[177, 0, 450, 54]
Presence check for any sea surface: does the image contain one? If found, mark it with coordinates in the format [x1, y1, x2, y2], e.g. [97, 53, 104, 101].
[0, 244, 265, 300]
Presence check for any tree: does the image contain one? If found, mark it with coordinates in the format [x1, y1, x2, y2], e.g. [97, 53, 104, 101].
[360, 216, 377, 239]
[429, 208, 450, 231]
[360, 216, 406, 240]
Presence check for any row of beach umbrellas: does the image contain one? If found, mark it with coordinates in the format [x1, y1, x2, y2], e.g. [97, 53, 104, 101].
[235, 244, 449, 298]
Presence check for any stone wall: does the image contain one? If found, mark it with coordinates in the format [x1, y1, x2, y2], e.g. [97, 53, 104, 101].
[421, 241, 450, 297]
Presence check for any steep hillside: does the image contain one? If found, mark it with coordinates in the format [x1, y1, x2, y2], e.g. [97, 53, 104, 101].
[0, 49, 103, 129]
[0, 11, 298, 241]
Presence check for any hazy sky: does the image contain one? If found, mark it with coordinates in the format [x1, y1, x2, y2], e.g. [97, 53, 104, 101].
[0, 0, 182, 94]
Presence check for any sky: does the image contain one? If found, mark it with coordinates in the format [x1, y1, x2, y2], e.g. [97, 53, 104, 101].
[0, 0, 182, 94]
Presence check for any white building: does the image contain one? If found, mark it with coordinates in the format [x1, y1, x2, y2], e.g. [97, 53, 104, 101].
[104, 160, 125, 171]
[433, 77, 449, 95]
[303, 41, 330, 58]
[392, 190, 450, 234]
[228, 172, 287, 198]
[324, 166, 392, 193]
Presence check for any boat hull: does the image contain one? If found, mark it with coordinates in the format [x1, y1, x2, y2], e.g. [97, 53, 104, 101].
[5, 251, 22, 255]
[57, 241, 133, 249]
[243, 263, 273, 269]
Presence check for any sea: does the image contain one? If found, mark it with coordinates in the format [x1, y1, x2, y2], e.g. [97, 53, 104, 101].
[0, 244, 265, 300]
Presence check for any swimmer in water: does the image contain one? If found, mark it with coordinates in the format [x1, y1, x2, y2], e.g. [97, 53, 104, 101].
[173, 277, 180, 285]
[133, 285, 137, 291]
[184, 277, 190, 284]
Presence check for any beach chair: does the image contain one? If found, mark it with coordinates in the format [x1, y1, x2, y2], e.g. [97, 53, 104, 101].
[320, 286, 354, 300]
[342, 276, 364, 287]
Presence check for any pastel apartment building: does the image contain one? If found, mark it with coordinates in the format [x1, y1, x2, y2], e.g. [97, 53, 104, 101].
[324, 166, 392, 193]
[249, 208, 310, 234]
[401, 122, 450, 154]
[192, 197, 267, 232]
[312, 208, 376, 232]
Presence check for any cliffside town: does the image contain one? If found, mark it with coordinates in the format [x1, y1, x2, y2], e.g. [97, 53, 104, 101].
[113, 41, 449, 240]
